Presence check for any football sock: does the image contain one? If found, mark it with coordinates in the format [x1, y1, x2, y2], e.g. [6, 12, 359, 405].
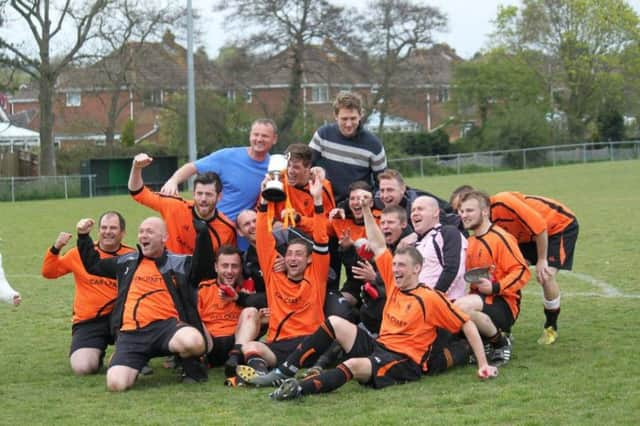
[543, 297, 561, 330]
[447, 338, 472, 368]
[489, 330, 508, 348]
[300, 363, 353, 395]
[246, 353, 268, 374]
[281, 318, 337, 375]
[313, 341, 344, 369]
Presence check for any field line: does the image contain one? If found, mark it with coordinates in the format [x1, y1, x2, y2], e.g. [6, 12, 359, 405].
[559, 270, 623, 297]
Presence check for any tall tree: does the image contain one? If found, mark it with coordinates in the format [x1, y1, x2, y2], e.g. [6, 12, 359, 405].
[359, 0, 446, 134]
[0, 0, 110, 175]
[91, 0, 183, 145]
[215, 0, 354, 140]
[491, 0, 640, 141]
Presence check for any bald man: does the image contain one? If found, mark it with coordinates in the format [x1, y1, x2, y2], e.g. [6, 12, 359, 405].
[400, 196, 467, 300]
[76, 216, 214, 391]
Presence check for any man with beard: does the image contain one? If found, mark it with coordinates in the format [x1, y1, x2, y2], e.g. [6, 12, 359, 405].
[454, 191, 530, 366]
[197, 245, 266, 381]
[128, 153, 236, 255]
[42, 211, 134, 375]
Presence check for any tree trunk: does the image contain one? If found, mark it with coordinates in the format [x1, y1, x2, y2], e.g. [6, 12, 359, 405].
[38, 75, 56, 176]
[105, 90, 121, 146]
[278, 42, 304, 143]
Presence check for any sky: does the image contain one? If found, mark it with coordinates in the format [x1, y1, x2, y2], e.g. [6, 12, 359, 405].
[192, 0, 640, 59]
[1, 0, 640, 60]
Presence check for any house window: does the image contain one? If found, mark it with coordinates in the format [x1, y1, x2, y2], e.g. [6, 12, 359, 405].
[311, 85, 329, 103]
[66, 92, 81, 107]
[244, 90, 252, 104]
[227, 89, 236, 101]
[142, 89, 163, 107]
[438, 87, 449, 103]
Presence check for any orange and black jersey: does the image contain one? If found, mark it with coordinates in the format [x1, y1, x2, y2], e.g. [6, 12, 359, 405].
[256, 203, 329, 343]
[328, 210, 381, 242]
[42, 243, 134, 324]
[131, 186, 236, 254]
[198, 279, 244, 337]
[121, 258, 179, 331]
[466, 224, 531, 319]
[375, 250, 470, 367]
[270, 175, 335, 235]
[490, 192, 576, 243]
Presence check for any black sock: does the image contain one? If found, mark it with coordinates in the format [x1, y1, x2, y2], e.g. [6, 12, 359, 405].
[313, 341, 344, 369]
[281, 318, 337, 374]
[181, 356, 208, 382]
[447, 338, 472, 368]
[489, 331, 508, 348]
[544, 308, 560, 330]
[246, 353, 268, 374]
[299, 363, 353, 395]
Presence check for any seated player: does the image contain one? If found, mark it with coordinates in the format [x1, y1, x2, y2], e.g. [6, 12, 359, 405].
[233, 174, 329, 376]
[241, 193, 497, 397]
[197, 245, 266, 381]
[451, 186, 579, 344]
[454, 191, 531, 366]
[41, 211, 133, 375]
[76, 216, 214, 391]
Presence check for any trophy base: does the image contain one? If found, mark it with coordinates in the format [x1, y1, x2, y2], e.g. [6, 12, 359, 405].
[262, 187, 287, 202]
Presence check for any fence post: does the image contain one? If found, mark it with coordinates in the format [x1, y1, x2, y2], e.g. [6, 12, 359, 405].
[490, 153, 494, 171]
[457, 154, 461, 174]
[89, 175, 93, 198]
[609, 142, 613, 161]
[522, 150, 527, 169]
[11, 176, 15, 202]
[64, 175, 68, 199]
[552, 146, 556, 167]
[420, 158, 424, 177]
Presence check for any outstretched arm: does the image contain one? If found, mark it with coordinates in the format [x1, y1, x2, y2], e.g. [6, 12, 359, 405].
[160, 162, 198, 196]
[362, 200, 385, 258]
[0, 254, 20, 306]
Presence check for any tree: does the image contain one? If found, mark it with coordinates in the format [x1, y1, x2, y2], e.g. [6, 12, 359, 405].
[91, 0, 183, 145]
[358, 0, 446, 134]
[215, 0, 355, 141]
[159, 89, 254, 156]
[491, 0, 640, 141]
[0, 0, 110, 175]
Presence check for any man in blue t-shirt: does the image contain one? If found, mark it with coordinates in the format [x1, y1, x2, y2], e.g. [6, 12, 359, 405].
[161, 119, 278, 222]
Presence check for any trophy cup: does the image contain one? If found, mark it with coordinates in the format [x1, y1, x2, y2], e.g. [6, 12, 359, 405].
[261, 154, 288, 202]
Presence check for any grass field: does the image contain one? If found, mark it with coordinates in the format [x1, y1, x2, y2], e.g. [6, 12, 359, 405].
[1, 160, 639, 425]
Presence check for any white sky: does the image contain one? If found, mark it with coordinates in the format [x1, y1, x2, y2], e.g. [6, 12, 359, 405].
[193, 0, 640, 59]
[1, 1, 640, 60]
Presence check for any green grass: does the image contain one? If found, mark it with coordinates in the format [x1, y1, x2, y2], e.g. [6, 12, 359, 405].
[1, 160, 639, 425]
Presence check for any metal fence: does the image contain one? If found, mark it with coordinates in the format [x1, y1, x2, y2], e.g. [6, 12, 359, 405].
[0, 174, 96, 202]
[388, 141, 640, 178]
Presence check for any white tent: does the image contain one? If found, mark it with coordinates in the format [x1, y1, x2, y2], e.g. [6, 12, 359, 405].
[0, 122, 40, 152]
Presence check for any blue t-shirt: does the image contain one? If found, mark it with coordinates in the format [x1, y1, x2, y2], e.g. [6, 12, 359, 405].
[194, 147, 269, 221]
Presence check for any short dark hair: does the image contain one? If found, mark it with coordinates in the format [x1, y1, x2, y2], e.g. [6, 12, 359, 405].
[287, 237, 312, 256]
[382, 205, 407, 224]
[252, 118, 278, 135]
[348, 180, 373, 196]
[333, 91, 362, 115]
[194, 172, 222, 193]
[285, 143, 312, 167]
[395, 246, 424, 268]
[216, 245, 243, 261]
[99, 211, 126, 231]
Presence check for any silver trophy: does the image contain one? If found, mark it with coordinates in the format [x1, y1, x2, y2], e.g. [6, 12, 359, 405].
[261, 154, 288, 202]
